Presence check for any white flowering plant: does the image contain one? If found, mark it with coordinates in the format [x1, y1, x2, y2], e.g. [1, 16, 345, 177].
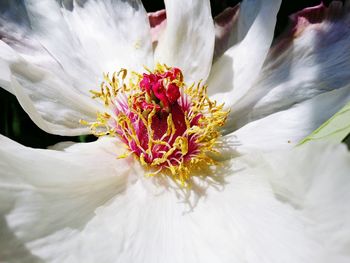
[0, 0, 350, 262]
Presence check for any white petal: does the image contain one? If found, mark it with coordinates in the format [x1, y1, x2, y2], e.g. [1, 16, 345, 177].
[0, 0, 153, 135]
[154, 0, 215, 83]
[23, 0, 152, 75]
[0, 0, 29, 93]
[8, 142, 350, 262]
[207, 0, 281, 124]
[0, 40, 99, 135]
[264, 142, 350, 260]
[228, 84, 350, 153]
[58, 0, 153, 72]
[0, 41, 16, 93]
[229, 2, 350, 130]
[0, 135, 135, 262]
[10, 60, 103, 135]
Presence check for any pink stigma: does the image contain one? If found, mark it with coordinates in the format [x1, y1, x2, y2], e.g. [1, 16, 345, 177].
[87, 64, 228, 184]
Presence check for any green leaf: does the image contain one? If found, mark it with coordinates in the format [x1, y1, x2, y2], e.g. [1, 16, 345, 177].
[79, 135, 88, 143]
[298, 100, 350, 145]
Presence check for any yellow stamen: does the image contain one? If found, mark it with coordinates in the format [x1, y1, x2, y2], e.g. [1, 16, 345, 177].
[81, 63, 229, 186]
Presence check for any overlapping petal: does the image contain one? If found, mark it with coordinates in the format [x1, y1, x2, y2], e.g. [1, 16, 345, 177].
[229, 85, 350, 153]
[207, 0, 281, 129]
[210, 1, 350, 153]
[10, 57, 104, 135]
[0, 1, 349, 262]
[0, 135, 134, 262]
[0, 0, 153, 135]
[1, 135, 349, 262]
[154, 0, 215, 83]
[231, 1, 350, 130]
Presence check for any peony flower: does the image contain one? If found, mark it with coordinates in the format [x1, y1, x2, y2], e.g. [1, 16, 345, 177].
[0, 0, 350, 262]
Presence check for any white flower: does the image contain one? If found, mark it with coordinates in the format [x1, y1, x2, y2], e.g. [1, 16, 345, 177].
[0, 0, 350, 262]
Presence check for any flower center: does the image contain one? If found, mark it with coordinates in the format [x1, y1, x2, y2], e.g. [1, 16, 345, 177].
[83, 64, 228, 185]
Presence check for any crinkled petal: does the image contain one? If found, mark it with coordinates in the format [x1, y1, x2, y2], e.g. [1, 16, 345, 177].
[154, 0, 215, 83]
[2, 139, 350, 262]
[0, 0, 153, 135]
[228, 1, 350, 131]
[207, 0, 281, 128]
[0, 135, 135, 262]
[227, 84, 350, 153]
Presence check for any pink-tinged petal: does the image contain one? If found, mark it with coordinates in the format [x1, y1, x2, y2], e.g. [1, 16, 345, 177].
[213, 4, 240, 61]
[148, 9, 166, 44]
[270, 2, 342, 58]
[291, 4, 327, 36]
[229, 0, 350, 133]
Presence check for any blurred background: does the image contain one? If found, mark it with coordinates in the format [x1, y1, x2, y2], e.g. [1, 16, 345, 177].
[0, 0, 343, 148]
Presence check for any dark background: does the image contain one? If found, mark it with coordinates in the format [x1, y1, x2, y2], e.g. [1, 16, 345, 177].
[0, 0, 341, 148]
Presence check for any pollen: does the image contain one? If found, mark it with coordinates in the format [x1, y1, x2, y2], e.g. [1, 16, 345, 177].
[83, 64, 228, 186]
